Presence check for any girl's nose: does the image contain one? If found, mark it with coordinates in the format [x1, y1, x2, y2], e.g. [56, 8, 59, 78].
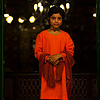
[55, 18, 58, 22]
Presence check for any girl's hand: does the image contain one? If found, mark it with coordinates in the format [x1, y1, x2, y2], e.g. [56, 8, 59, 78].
[47, 54, 62, 64]
[49, 54, 62, 62]
[47, 57, 60, 66]
[47, 56, 54, 64]
[53, 60, 60, 66]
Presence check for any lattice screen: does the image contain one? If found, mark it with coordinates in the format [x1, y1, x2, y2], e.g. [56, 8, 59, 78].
[71, 78, 87, 97]
[16, 74, 97, 99]
[18, 78, 40, 97]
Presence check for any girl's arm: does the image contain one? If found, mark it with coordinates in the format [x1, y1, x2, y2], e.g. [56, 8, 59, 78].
[34, 34, 43, 60]
[60, 33, 74, 61]
[65, 33, 74, 56]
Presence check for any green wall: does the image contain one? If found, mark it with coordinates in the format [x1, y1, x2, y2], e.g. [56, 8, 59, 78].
[97, 0, 100, 100]
[0, 0, 4, 100]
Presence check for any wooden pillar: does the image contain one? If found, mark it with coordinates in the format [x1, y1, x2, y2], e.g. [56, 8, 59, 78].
[97, 0, 100, 100]
[0, 0, 4, 100]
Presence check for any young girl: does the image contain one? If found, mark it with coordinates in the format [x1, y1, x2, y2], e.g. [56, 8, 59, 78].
[34, 6, 75, 100]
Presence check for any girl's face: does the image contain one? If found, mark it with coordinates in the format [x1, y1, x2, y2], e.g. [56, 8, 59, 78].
[49, 13, 62, 29]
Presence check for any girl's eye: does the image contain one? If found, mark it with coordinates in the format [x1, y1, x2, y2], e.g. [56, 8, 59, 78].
[58, 17, 62, 20]
[51, 17, 55, 20]
[51, 17, 62, 20]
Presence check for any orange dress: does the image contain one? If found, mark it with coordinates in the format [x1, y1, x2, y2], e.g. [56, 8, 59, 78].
[34, 30, 74, 100]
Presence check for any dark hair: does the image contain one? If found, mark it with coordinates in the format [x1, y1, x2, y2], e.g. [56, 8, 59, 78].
[48, 6, 65, 20]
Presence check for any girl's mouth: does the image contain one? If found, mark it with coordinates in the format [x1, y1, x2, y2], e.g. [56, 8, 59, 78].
[54, 24, 59, 26]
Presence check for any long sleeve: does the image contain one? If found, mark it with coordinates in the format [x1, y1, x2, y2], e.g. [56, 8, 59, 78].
[61, 33, 74, 60]
[34, 34, 43, 60]
[65, 34, 74, 56]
